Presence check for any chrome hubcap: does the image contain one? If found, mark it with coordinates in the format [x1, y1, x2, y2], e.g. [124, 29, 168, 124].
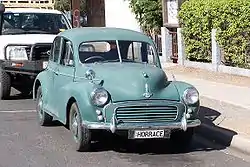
[72, 112, 78, 140]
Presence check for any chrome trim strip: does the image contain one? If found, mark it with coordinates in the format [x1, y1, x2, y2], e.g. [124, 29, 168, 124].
[47, 66, 103, 82]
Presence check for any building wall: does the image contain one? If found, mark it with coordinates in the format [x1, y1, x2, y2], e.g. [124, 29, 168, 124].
[104, 0, 142, 32]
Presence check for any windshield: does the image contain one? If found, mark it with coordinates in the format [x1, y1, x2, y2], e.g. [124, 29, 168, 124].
[2, 12, 70, 35]
[78, 40, 158, 66]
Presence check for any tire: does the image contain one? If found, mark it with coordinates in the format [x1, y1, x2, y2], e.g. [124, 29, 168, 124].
[69, 102, 91, 152]
[0, 69, 11, 100]
[170, 127, 194, 149]
[19, 88, 32, 96]
[36, 86, 53, 126]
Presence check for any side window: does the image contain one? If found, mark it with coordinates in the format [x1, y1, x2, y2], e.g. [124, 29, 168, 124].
[60, 38, 74, 66]
[127, 42, 155, 65]
[127, 42, 142, 62]
[52, 36, 62, 63]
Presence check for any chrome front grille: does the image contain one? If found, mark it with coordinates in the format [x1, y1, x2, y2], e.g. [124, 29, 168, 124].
[31, 44, 52, 61]
[115, 105, 178, 123]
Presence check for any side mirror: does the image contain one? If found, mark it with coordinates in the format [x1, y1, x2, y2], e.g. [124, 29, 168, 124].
[0, 4, 5, 13]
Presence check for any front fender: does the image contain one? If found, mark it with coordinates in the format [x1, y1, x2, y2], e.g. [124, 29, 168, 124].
[59, 81, 100, 124]
[172, 81, 200, 117]
[171, 81, 199, 99]
[157, 81, 197, 102]
[32, 71, 49, 101]
[159, 81, 181, 101]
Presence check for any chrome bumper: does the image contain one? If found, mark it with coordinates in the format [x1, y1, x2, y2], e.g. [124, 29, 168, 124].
[82, 118, 201, 133]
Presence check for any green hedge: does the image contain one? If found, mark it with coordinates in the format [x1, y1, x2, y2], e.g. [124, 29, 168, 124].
[178, 0, 250, 68]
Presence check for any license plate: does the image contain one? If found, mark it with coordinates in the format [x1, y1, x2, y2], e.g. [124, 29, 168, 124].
[43, 61, 48, 69]
[132, 129, 168, 139]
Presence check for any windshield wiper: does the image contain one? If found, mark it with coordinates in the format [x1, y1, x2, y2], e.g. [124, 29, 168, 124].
[24, 30, 55, 34]
[101, 59, 135, 63]
[2, 29, 55, 35]
[2, 29, 26, 35]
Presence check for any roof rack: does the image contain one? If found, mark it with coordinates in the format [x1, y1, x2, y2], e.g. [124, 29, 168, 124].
[1, 0, 55, 9]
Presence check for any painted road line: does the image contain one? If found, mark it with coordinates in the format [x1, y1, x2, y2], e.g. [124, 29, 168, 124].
[0, 110, 36, 113]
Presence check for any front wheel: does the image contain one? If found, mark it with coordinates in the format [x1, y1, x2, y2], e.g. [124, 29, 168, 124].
[18, 87, 32, 96]
[0, 69, 11, 100]
[69, 102, 91, 152]
[36, 86, 53, 126]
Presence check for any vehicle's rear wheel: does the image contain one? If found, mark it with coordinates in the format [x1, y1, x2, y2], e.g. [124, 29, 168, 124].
[18, 87, 32, 96]
[69, 102, 91, 152]
[36, 86, 53, 126]
[170, 127, 194, 149]
[0, 69, 11, 100]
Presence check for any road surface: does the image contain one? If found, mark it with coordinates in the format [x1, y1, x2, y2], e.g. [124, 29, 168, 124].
[0, 90, 249, 167]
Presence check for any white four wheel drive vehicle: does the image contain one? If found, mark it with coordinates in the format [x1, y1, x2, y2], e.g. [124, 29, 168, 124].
[0, 2, 72, 99]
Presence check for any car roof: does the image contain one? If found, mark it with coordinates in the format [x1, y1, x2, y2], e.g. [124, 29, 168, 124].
[59, 27, 153, 45]
[4, 8, 62, 14]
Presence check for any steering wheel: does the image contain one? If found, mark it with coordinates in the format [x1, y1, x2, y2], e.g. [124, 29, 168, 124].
[84, 56, 106, 63]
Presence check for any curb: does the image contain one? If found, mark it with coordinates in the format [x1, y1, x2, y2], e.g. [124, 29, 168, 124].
[196, 123, 250, 155]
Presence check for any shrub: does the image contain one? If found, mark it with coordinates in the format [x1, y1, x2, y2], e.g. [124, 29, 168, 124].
[178, 0, 250, 68]
[128, 0, 162, 36]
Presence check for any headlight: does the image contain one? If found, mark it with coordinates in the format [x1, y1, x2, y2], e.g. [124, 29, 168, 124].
[6, 46, 28, 60]
[91, 88, 109, 106]
[183, 87, 199, 105]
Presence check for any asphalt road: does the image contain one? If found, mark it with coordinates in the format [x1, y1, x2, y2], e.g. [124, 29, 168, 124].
[0, 89, 249, 167]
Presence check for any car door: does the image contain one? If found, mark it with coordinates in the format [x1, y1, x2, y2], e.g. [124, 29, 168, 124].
[53, 38, 75, 119]
[43, 36, 62, 113]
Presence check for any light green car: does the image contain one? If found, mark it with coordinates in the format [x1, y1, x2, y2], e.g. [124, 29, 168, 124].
[32, 27, 201, 152]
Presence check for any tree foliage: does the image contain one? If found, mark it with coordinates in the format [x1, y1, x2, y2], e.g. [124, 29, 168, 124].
[127, 0, 162, 35]
[54, 0, 86, 14]
[178, 0, 250, 68]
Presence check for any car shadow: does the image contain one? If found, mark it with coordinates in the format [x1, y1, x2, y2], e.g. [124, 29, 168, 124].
[47, 120, 65, 127]
[196, 106, 238, 147]
[88, 137, 215, 155]
[198, 106, 221, 125]
[6, 93, 33, 100]
[4, 88, 33, 100]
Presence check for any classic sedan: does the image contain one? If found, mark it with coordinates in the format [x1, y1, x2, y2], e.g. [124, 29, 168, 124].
[33, 27, 201, 152]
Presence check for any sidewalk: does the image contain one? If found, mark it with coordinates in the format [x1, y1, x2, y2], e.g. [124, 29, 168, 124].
[172, 74, 250, 110]
[163, 63, 250, 109]
[163, 63, 250, 154]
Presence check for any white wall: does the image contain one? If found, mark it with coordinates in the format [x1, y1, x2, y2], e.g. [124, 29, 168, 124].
[104, 0, 142, 32]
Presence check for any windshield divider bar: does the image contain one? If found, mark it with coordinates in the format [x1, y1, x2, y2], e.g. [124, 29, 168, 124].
[115, 40, 122, 63]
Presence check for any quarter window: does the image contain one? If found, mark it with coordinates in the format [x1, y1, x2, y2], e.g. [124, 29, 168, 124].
[60, 39, 74, 66]
[52, 36, 62, 63]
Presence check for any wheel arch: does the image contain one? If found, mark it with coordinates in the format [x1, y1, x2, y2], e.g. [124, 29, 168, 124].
[65, 96, 77, 129]
[33, 79, 42, 100]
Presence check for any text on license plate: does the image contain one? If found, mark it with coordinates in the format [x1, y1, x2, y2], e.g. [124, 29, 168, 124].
[134, 129, 165, 139]
[43, 61, 48, 69]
